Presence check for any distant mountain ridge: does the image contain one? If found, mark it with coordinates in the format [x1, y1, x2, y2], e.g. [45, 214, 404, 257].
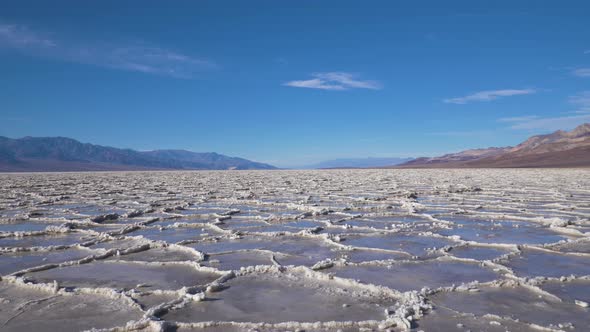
[397, 123, 590, 168]
[0, 136, 276, 172]
[304, 157, 413, 169]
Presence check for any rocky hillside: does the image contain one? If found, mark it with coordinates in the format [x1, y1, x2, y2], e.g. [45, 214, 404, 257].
[397, 123, 590, 168]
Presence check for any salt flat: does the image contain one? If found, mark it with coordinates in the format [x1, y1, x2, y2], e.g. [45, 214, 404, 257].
[0, 169, 589, 331]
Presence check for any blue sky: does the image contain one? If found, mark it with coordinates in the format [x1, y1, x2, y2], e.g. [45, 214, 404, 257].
[1, 1, 589, 167]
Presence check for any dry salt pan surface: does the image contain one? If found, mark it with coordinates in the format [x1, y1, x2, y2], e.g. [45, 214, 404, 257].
[0, 169, 589, 332]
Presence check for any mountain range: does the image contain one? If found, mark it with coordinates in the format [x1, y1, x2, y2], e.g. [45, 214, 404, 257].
[1, 124, 589, 172]
[0, 136, 276, 172]
[397, 123, 590, 168]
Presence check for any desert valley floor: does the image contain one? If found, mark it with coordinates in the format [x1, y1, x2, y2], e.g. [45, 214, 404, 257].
[0, 169, 589, 332]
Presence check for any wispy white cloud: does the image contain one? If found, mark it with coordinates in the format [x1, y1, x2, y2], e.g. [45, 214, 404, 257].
[498, 115, 539, 122]
[572, 68, 590, 77]
[0, 23, 57, 48]
[444, 89, 536, 104]
[77, 45, 215, 78]
[568, 91, 590, 112]
[426, 130, 494, 137]
[508, 114, 590, 131]
[284, 72, 381, 91]
[501, 92, 590, 130]
[0, 23, 215, 78]
[284, 78, 347, 91]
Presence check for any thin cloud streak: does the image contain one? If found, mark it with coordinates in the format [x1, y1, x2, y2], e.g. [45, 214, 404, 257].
[498, 115, 539, 122]
[502, 92, 590, 130]
[568, 91, 590, 112]
[284, 72, 381, 91]
[572, 68, 590, 77]
[284, 78, 347, 90]
[74, 45, 216, 78]
[426, 130, 494, 137]
[444, 89, 536, 104]
[0, 23, 215, 78]
[0, 23, 56, 48]
[509, 114, 590, 131]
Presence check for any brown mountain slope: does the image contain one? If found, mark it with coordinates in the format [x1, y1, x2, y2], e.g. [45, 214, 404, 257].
[465, 145, 590, 168]
[400, 147, 509, 167]
[397, 123, 590, 168]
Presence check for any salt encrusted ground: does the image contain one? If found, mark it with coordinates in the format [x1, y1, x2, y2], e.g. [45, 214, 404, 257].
[0, 169, 589, 332]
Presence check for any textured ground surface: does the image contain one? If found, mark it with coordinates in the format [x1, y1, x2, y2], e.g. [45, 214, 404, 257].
[0, 169, 589, 332]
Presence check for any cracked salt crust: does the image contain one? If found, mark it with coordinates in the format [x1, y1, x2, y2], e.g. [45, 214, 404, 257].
[0, 169, 588, 331]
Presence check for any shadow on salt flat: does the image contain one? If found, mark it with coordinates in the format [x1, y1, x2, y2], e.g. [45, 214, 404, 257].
[440, 217, 568, 245]
[552, 238, 590, 254]
[188, 235, 341, 267]
[281, 219, 326, 229]
[0, 247, 93, 275]
[342, 233, 457, 257]
[0, 221, 56, 232]
[540, 279, 590, 305]
[501, 248, 590, 278]
[163, 273, 391, 323]
[344, 215, 436, 231]
[447, 245, 512, 261]
[109, 247, 200, 262]
[133, 292, 180, 310]
[235, 224, 303, 233]
[26, 260, 220, 290]
[126, 226, 221, 243]
[202, 250, 277, 270]
[176, 325, 373, 332]
[57, 204, 131, 217]
[0, 232, 93, 248]
[413, 306, 540, 332]
[431, 285, 590, 329]
[343, 249, 409, 263]
[217, 218, 269, 230]
[88, 237, 148, 250]
[327, 260, 499, 292]
[0, 281, 143, 332]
